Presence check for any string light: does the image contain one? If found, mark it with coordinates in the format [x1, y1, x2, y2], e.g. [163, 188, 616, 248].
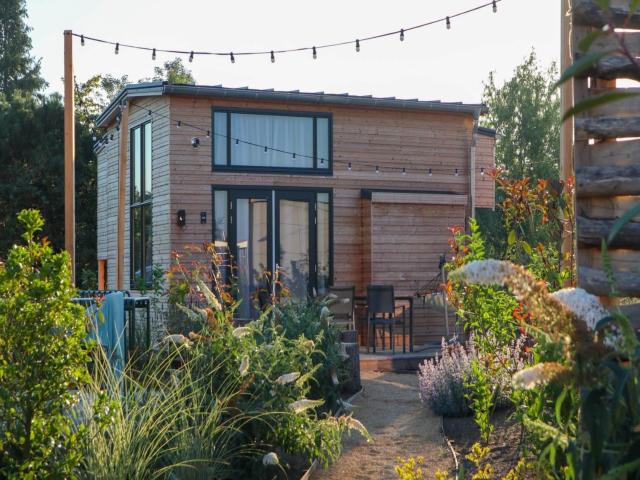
[74, 1, 502, 62]
[230, 52, 235, 63]
[492, 0, 497, 12]
[92, 131, 97, 141]
[312, 46, 317, 59]
[110, 133, 114, 140]
[80, 35, 85, 46]
[126, 103, 492, 177]
[189, 51, 194, 63]
[270, 50, 275, 63]
[115, 42, 119, 54]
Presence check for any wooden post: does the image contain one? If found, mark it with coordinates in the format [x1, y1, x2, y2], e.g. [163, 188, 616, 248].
[117, 102, 129, 290]
[560, 0, 575, 282]
[63, 30, 75, 284]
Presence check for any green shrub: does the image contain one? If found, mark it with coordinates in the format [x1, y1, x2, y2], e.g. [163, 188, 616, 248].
[0, 209, 90, 478]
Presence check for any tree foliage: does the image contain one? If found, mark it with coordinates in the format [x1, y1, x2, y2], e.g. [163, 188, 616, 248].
[152, 58, 195, 84]
[0, 209, 89, 477]
[481, 49, 560, 181]
[0, 0, 45, 97]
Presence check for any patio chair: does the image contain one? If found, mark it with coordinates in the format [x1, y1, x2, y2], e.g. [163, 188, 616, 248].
[328, 285, 355, 331]
[366, 284, 407, 354]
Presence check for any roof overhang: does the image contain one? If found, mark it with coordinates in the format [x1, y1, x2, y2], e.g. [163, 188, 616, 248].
[96, 81, 487, 128]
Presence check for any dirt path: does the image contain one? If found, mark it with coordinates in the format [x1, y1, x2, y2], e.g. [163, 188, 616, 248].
[314, 371, 453, 480]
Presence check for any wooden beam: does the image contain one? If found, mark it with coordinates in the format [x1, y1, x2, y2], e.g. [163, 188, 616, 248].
[117, 102, 129, 290]
[576, 116, 640, 139]
[577, 215, 640, 248]
[560, 0, 575, 284]
[573, 0, 640, 28]
[576, 164, 640, 197]
[579, 266, 640, 297]
[63, 30, 75, 284]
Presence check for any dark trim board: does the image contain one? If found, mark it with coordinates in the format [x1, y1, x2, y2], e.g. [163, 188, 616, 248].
[211, 106, 333, 175]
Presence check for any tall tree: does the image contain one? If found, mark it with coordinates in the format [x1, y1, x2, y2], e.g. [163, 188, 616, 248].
[0, 0, 45, 96]
[481, 49, 560, 180]
[152, 58, 195, 84]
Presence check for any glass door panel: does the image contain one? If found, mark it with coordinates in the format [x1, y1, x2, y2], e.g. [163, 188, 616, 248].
[232, 193, 270, 319]
[278, 198, 310, 298]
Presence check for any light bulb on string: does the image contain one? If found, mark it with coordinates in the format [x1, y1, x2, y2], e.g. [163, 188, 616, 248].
[152, 48, 156, 60]
[402, 167, 406, 175]
[492, 0, 497, 13]
[375, 165, 379, 174]
[270, 51, 275, 63]
[355, 39, 360, 52]
[206, 130, 210, 138]
[230, 52, 235, 63]
[480, 167, 485, 179]
[176, 120, 181, 129]
[293, 152, 296, 159]
[80, 35, 85, 46]
[148, 109, 152, 116]
[320, 158, 324, 165]
[428, 168, 432, 177]
[189, 51, 194, 63]
[446, 17, 451, 29]
[348, 162, 352, 171]
[110, 134, 114, 141]
[455, 168, 459, 176]
[312, 46, 317, 59]
[400, 29, 405, 41]
[235, 138, 239, 146]
[264, 146, 268, 153]
[92, 131, 97, 142]
[115, 42, 119, 54]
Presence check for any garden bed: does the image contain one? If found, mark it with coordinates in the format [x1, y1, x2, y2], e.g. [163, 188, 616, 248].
[443, 409, 533, 479]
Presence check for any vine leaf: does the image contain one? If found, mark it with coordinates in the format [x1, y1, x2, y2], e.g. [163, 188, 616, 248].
[554, 51, 613, 88]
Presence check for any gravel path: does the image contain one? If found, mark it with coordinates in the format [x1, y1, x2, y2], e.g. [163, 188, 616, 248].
[314, 370, 453, 480]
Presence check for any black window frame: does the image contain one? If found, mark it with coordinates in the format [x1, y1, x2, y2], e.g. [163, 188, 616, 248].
[130, 121, 153, 287]
[211, 107, 333, 176]
[211, 185, 334, 302]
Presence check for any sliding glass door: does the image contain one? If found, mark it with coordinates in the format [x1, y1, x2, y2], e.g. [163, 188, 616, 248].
[213, 187, 331, 319]
[228, 190, 271, 319]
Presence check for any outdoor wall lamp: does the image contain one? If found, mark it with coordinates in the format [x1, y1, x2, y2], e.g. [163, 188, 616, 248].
[200, 212, 207, 224]
[176, 209, 186, 227]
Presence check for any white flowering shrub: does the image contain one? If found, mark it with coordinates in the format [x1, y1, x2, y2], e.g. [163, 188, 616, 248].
[418, 335, 529, 417]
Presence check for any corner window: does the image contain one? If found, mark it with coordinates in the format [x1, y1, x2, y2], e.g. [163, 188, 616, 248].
[212, 108, 331, 173]
[130, 122, 152, 286]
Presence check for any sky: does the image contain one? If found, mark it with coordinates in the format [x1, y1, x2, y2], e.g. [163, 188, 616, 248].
[27, 0, 560, 104]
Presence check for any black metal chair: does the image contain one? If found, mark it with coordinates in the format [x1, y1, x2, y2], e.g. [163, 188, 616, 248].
[366, 285, 407, 353]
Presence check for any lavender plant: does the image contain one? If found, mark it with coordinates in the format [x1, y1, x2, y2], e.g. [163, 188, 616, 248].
[417, 335, 529, 417]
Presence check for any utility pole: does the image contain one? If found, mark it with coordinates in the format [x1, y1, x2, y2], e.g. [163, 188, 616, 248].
[63, 30, 76, 284]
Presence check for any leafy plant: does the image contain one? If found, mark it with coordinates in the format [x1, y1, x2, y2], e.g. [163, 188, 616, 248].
[0, 209, 90, 478]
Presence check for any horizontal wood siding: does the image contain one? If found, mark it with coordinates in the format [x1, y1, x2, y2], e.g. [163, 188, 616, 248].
[475, 134, 496, 209]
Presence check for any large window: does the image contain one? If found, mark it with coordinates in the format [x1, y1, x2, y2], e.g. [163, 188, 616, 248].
[212, 108, 332, 174]
[130, 122, 152, 286]
[212, 187, 332, 319]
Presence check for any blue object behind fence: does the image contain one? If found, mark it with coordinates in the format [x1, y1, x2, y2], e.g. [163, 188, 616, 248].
[87, 292, 126, 377]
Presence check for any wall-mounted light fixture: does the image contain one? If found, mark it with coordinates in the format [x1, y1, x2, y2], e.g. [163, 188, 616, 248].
[176, 209, 186, 227]
[200, 211, 207, 224]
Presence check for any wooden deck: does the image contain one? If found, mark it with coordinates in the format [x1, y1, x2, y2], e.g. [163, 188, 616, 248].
[359, 342, 440, 372]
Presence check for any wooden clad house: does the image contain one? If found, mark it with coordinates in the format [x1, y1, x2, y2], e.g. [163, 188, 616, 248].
[95, 81, 495, 346]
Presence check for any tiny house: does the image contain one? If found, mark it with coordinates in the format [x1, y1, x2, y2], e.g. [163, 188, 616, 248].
[95, 81, 495, 346]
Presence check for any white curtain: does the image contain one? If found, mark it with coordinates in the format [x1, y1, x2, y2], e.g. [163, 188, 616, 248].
[231, 113, 314, 168]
